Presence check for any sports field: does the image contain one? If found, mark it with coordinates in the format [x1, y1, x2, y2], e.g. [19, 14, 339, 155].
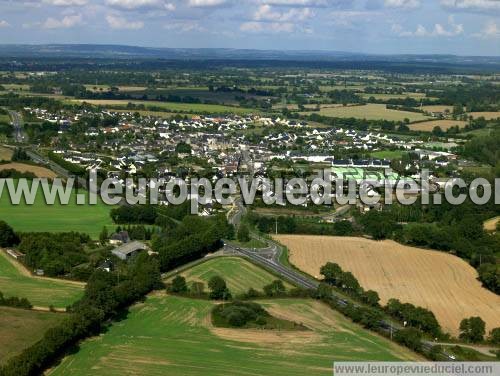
[303, 104, 429, 122]
[169, 257, 292, 295]
[0, 251, 84, 308]
[409, 119, 467, 132]
[49, 294, 420, 376]
[370, 150, 406, 160]
[0, 307, 61, 364]
[69, 99, 256, 115]
[0, 182, 114, 238]
[275, 235, 500, 336]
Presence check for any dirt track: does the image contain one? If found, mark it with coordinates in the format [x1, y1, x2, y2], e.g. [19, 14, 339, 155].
[275, 235, 500, 336]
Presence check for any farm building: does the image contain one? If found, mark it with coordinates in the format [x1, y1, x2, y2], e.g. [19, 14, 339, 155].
[111, 241, 147, 261]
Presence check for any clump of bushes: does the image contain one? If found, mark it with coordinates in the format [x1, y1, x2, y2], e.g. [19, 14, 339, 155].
[212, 301, 268, 328]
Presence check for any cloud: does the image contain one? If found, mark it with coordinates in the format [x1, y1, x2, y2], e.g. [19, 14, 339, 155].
[187, 0, 228, 7]
[441, 0, 500, 12]
[254, 4, 313, 21]
[384, 0, 420, 8]
[42, 14, 83, 28]
[0, 20, 10, 28]
[392, 16, 464, 37]
[106, 14, 144, 29]
[164, 20, 205, 32]
[240, 21, 295, 32]
[42, 0, 88, 5]
[473, 20, 500, 38]
[105, 0, 175, 11]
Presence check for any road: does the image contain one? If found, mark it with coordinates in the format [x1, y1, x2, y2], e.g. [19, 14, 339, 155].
[9, 110, 25, 143]
[225, 197, 460, 360]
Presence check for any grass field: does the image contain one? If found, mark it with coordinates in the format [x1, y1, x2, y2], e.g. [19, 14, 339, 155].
[49, 294, 420, 376]
[302, 104, 430, 122]
[0, 146, 13, 161]
[0, 162, 57, 178]
[0, 306, 61, 364]
[169, 257, 291, 295]
[409, 119, 467, 132]
[468, 112, 500, 120]
[0, 181, 114, 238]
[0, 251, 84, 308]
[68, 99, 256, 115]
[361, 93, 426, 100]
[274, 235, 500, 336]
[370, 150, 406, 160]
[484, 217, 499, 232]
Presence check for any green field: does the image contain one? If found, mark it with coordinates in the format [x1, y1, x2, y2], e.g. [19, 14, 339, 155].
[169, 257, 292, 295]
[0, 251, 84, 308]
[302, 104, 430, 122]
[68, 99, 257, 115]
[361, 93, 426, 100]
[0, 306, 62, 364]
[0, 184, 114, 238]
[49, 295, 420, 376]
[370, 150, 406, 160]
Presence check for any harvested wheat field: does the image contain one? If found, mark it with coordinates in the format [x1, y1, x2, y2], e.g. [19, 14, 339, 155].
[0, 162, 57, 178]
[409, 120, 467, 132]
[274, 235, 500, 336]
[468, 112, 500, 120]
[484, 217, 499, 232]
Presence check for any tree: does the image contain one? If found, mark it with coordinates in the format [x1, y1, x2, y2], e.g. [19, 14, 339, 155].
[169, 275, 187, 294]
[237, 224, 250, 243]
[459, 317, 486, 343]
[0, 221, 18, 247]
[175, 142, 192, 154]
[208, 276, 231, 300]
[362, 290, 380, 307]
[99, 227, 109, 246]
[263, 280, 286, 297]
[488, 328, 500, 345]
[320, 262, 343, 284]
[394, 327, 423, 352]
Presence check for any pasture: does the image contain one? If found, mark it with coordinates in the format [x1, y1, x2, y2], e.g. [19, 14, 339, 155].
[69, 99, 256, 115]
[0, 307, 61, 364]
[0, 181, 114, 238]
[49, 295, 420, 376]
[274, 235, 500, 336]
[0, 162, 57, 178]
[302, 104, 430, 122]
[409, 119, 467, 132]
[169, 257, 291, 295]
[0, 251, 84, 308]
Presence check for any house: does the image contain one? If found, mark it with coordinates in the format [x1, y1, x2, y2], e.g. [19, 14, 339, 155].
[5, 249, 24, 260]
[109, 231, 130, 245]
[111, 241, 147, 261]
[98, 259, 114, 272]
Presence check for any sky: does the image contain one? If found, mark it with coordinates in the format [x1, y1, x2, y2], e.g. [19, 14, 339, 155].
[0, 0, 499, 56]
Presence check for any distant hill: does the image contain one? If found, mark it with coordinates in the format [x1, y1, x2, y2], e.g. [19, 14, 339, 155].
[0, 44, 498, 63]
[0, 44, 499, 73]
